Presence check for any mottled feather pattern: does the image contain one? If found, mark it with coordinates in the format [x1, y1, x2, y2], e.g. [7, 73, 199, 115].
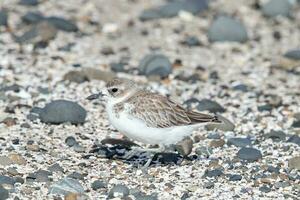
[124, 90, 219, 128]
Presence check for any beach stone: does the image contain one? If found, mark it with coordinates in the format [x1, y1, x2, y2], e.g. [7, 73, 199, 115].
[68, 172, 85, 180]
[258, 104, 273, 112]
[196, 99, 225, 113]
[274, 181, 290, 189]
[22, 12, 44, 24]
[63, 71, 88, 83]
[229, 174, 242, 181]
[208, 16, 248, 42]
[8, 153, 26, 165]
[26, 170, 52, 182]
[181, 36, 201, 47]
[284, 49, 300, 60]
[237, 147, 262, 162]
[206, 115, 235, 131]
[203, 169, 223, 178]
[288, 156, 300, 170]
[207, 132, 221, 139]
[81, 68, 116, 82]
[0, 156, 12, 166]
[110, 62, 126, 72]
[108, 184, 129, 198]
[209, 139, 225, 148]
[49, 178, 84, 196]
[232, 84, 248, 92]
[287, 135, 300, 146]
[175, 137, 193, 156]
[65, 136, 77, 147]
[39, 100, 86, 124]
[73, 144, 85, 153]
[139, 0, 208, 21]
[19, 0, 39, 6]
[265, 130, 286, 141]
[91, 180, 106, 190]
[292, 120, 300, 128]
[195, 146, 213, 157]
[48, 163, 64, 173]
[227, 137, 252, 147]
[46, 17, 78, 32]
[0, 10, 8, 27]
[262, 0, 291, 17]
[259, 185, 271, 193]
[0, 175, 15, 186]
[0, 185, 9, 200]
[203, 181, 214, 189]
[139, 54, 172, 78]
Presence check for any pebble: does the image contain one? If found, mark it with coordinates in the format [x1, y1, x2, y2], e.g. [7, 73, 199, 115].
[65, 136, 77, 147]
[287, 135, 300, 146]
[0, 10, 8, 27]
[0, 185, 9, 200]
[0, 156, 12, 166]
[237, 147, 262, 162]
[206, 115, 235, 131]
[207, 132, 221, 139]
[265, 130, 286, 141]
[284, 49, 300, 60]
[48, 163, 64, 173]
[232, 84, 248, 92]
[181, 36, 201, 47]
[39, 100, 87, 124]
[292, 120, 300, 128]
[49, 178, 84, 196]
[209, 139, 225, 148]
[195, 146, 213, 157]
[229, 174, 242, 181]
[288, 156, 300, 170]
[203, 169, 223, 178]
[139, 0, 208, 21]
[22, 12, 44, 24]
[68, 172, 85, 180]
[63, 71, 88, 83]
[26, 170, 52, 182]
[203, 181, 214, 189]
[262, 0, 292, 17]
[227, 137, 252, 147]
[139, 54, 172, 78]
[0, 175, 15, 186]
[196, 99, 225, 113]
[19, 0, 39, 6]
[8, 153, 26, 165]
[175, 137, 193, 156]
[208, 16, 248, 42]
[91, 180, 106, 190]
[108, 184, 130, 198]
[110, 62, 126, 72]
[81, 68, 116, 82]
[73, 144, 86, 153]
[259, 185, 271, 193]
[46, 17, 78, 32]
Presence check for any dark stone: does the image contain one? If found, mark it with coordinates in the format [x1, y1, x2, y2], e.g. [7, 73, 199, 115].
[0, 10, 8, 27]
[108, 184, 130, 198]
[46, 17, 78, 32]
[227, 137, 252, 147]
[0, 185, 9, 200]
[287, 135, 300, 146]
[292, 120, 300, 128]
[48, 163, 64, 173]
[208, 16, 248, 42]
[0, 175, 16, 186]
[195, 146, 213, 157]
[22, 12, 44, 24]
[258, 104, 273, 112]
[196, 99, 225, 113]
[65, 136, 77, 147]
[203, 181, 214, 189]
[207, 132, 221, 139]
[284, 49, 300, 60]
[73, 144, 85, 153]
[49, 178, 84, 195]
[19, 0, 39, 6]
[63, 71, 88, 83]
[154, 153, 181, 165]
[232, 84, 248, 92]
[139, 54, 172, 78]
[203, 169, 223, 178]
[262, 0, 292, 18]
[259, 185, 271, 193]
[110, 62, 125, 72]
[229, 174, 242, 181]
[68, 172, 85, 180]
[91, 180, 106, 190]
[11, 139, 19, 145]
[26, 170, 52, 182]
[20, 122, 30, 128]
[101, 46, 114, 55]
[139, 0, 208, 21]
[237, 147, 262, 162]
[181, 36, 201, 47]
[0, 84, 21, 92]
[39, 100, 87, 124]
[267, 165, 280, 174]
[265, 130, 286, 141]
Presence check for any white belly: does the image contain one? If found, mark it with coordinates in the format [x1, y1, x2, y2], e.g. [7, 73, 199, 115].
[106, 104, 197, 145]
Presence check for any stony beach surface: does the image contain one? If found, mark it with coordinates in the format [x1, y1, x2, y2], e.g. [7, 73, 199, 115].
[0, 0, 300, 199]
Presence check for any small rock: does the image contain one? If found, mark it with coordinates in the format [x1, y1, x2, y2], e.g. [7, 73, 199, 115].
[287, 135, 300, 146]
[232, 84, 248, 92]
[262, 0, 292, 17]
[259, 185, 271, 193]
[81, 68, 116, 82]
[65, 136, 77, 147]
[284, 49, 300, 60]
[227, 137, 252, 147]
[73, 144, 85, 153]
[265, 130, 286, 141]
[27, 170, 52, 182]
[229, 174, 242, 181]
[2, 117, 16, 126]
[0, 175, 15, 186]
[292, 120, 300, 128]
[274, 181, 290, 189]
[108, 184, 129, 198]
[258, 104, 273, 112]
[39, 100, 86, 124]
[0, 185, 9, 200]
[91, 180, 106, 190]
[208, 16, 248, 43]
[48, 163, 64, 173]
[206, 115, 235, 131]
[209, 139, 225, 148]
[49, 178, 84, 196]
[207, 132, 221, 139]
[203, 169, 223, 178]
[46, 17, 78, 32]
[237, 147, 262, 162]
[63, 71, 88, 83]
[139, 0, 208, 21]
[8, 153, 26, 165]
[110, 62, 126, 72]
[175, 137, 193, 156]
[288, 156, 300, 170]
[195, 146, 213, 157]
[22, 12, 44, 24]
[19, 0, 39, 6]
[68, 172, 85, 180]
[181, 36, 201, 47]
[203, 181, 214, 189]
[26, 144, 40, 151]
[196, 99, 225, 113]
[101, 46, 114, 55]
[0, 156, 12, 166]
[0, 10, 8, 27]
[139, 54, 172, 78]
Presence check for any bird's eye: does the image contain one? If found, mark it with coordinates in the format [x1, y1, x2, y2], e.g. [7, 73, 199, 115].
[111, 88, 118, 93]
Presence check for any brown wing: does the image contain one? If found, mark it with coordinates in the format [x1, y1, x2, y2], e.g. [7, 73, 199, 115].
[127, 91, 220, 128]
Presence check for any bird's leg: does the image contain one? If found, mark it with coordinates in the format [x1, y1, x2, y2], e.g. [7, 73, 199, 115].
[142, 145, 166, 169]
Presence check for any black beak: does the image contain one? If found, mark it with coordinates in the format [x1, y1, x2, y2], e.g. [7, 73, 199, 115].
[86, 92, 104, 100]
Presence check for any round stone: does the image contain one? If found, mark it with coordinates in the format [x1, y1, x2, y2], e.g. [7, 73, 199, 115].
[108, 184, 130, 198]
[237, 147, 262, 162]
[91, 180, 106, 190]
[138, 54, 172, 78]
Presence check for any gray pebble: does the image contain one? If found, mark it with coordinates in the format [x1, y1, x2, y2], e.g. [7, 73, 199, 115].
[65, 136, 77, 147]
[284, 49, 300, 60]
[49, 177, 84, 196]
[227, 137, 252, 147]
[26, 170, 52, 182]
[291, 120, 300, 128]
[0, 185, 9, 200]
[259, 185, 271, 193]
[48, 163, 64, 173]
[207, 132, 221, 139]
[288, 156, 300, 170]
[39, 100, 87, 124]
[110, 62, 125, 72]
[63, 70, 88, 83]
[274, 181, 290, 189]
[68, 172, 85, 180]
[195, 146, 213, 157]
[203, 169, 223, 178]
[91, 180, 106, 190]
[287, 135, 300, 146]
[0, 175, 16, 186]
[22, 12, 44, 24]
[203, 181, 214, 189]
[0, 10, 8, 27]
[265, 130, 286, 141]
[208, 16, 248, 43]
[229, 174, 242, 181]
[108, 184, 130, 198]
[46, 17, 78, 32]
[139, 54, 172, 78]
[196, 99, 225, 113]
[262, 0, 292, 17]
[181, 36, 201, 47]
[73, 144, 85, 153]
[19, 0, 39, 6]
[237, 147, 262, 162]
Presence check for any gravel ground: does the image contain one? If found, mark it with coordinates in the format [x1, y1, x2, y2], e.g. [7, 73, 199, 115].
[0, 0, 300, 199]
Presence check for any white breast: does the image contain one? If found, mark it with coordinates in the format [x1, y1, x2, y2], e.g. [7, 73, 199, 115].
[106, 102, 198, 145]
